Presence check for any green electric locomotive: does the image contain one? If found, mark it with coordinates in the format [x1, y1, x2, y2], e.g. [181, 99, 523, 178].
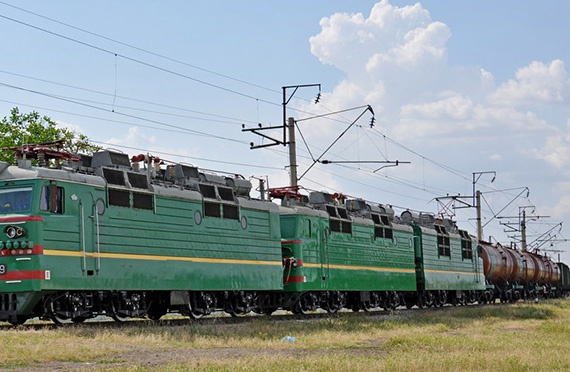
[1, 145, 561, 325]
[0, 147, 283, 324]
[272, 187, 485, 313]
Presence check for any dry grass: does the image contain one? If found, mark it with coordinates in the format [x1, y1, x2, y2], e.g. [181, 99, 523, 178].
[1, 299, 570, 371]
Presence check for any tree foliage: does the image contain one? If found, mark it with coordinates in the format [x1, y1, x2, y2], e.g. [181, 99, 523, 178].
[0, 107, 100, 164]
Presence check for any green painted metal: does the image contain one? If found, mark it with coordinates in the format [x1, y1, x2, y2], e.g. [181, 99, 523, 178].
[1, 176, 284, 319]
[411, 225, 485, 291]
[281, 211, 417, 293]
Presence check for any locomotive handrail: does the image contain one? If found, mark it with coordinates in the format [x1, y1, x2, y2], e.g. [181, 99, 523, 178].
[95, 204, 101, 273]
[80, 202, 86, 272]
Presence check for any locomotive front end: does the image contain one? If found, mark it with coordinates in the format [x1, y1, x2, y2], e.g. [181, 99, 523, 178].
[0, 182, 46, 324]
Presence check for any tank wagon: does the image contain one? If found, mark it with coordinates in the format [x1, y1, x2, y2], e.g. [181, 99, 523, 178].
[0, 145, 566, 325]
[478, 241, 561, 301]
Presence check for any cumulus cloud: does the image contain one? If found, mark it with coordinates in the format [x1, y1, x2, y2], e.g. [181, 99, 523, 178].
[309, 0, 456, 110]
[488, 60, 569, 106]
[530, 118, 570, 170]
[393, 95, 552, 140]
[308, 0, 562, 148]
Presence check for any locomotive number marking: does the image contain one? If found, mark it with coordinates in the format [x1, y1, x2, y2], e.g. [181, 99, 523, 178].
[0, 264, 6, 276]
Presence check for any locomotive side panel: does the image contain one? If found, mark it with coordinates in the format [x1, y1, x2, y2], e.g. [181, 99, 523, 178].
[419, 229, 485, 291]
[281, 208, 416, 293]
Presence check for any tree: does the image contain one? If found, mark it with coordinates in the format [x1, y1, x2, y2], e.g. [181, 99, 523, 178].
[0, 107, 100, 164]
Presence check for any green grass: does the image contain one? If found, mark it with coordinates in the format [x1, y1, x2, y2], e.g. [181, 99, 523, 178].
[2, 299, 570, 371]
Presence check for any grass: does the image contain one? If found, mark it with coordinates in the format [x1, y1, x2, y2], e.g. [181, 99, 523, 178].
[1, 299, 570, 371]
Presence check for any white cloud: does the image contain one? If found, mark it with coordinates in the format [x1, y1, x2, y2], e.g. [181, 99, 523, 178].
[488, 60, 569, 106]
[394, 95, 550, 140]
[530, 118, 570, 170]
[489, 154, 502, 161]
[309, 0, 452, 94]
[308, 0, 561, 151]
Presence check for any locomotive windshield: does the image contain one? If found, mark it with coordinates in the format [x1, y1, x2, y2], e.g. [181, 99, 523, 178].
[0, 187, 33, 213]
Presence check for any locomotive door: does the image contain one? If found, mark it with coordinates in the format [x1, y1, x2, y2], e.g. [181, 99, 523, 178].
[319, 225, 330, 284]
[78, 192, 99, 276]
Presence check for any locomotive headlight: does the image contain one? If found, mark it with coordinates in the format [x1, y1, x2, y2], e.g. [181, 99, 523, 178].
[5, 226, 24, 239]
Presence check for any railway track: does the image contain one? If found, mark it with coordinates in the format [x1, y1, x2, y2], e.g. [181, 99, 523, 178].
[0, 301, 506, 330]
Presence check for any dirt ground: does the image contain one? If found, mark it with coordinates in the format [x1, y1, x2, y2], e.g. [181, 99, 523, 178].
[1, 343, 388, 371]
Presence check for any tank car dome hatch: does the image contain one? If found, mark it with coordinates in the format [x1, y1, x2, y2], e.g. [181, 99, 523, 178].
[308, 191, 333, 205]
[91, 150, 131, 169]
[225, 177, 252, 197]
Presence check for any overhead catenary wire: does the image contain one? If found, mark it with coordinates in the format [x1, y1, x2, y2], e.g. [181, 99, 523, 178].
[0, 0, 282, 96]
[0, 82, 250, 145]
[0, 69, 258, 124]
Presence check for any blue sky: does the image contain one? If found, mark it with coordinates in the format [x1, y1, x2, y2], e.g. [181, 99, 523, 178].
[1, 1, 570, 261]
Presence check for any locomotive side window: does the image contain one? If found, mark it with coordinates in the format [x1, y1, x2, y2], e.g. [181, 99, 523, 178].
[204, 201, 221, 218]
[222, 204, 239, 220]
[133, 192, 153, 210]
[328, 208, 352, 234]
[341, 220, 352, 234]
[330, 219, 341, 232]
[40, 185, 64, 214]
[461, 239, 473, 259]
[437, 235, 451, 257]
[108, 189, 130, 207]
[372, 213, 393, 241]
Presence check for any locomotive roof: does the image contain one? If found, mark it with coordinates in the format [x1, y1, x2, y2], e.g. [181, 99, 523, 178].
[0, 160, 106, 187]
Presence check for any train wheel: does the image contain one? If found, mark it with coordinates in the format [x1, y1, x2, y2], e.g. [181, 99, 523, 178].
[8, 316, 28, 326]
[51, 314, 73, 325]
[147, 310, 165, 321]
[262, 308, 278, 316]
[188, 310, 204, 320]
[110, 301, 129, 322]
[292, 301, 308, 315]
[362, 300, 375, 312]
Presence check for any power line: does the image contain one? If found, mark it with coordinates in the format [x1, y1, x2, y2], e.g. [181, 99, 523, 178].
[0, 69, 258, 124]
[0, 1, 282, 96]
[0, 13, 280, 107]
[0, 99, 240, 138]
[0, 82, 249, 145]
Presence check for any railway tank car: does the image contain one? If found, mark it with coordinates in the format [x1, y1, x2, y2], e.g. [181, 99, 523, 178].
[0, 146, 284, 324]
[478, 241, 561, 301]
